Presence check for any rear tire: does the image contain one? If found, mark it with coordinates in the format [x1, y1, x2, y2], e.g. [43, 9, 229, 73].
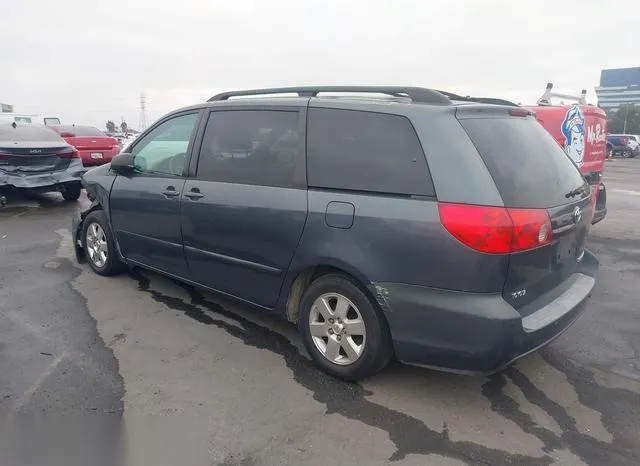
[299, 274, 393, 381]
[62, 184, 82, 201]
[82, 210, 125, 276]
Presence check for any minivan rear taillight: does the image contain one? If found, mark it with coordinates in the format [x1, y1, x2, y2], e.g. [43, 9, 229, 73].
[438, 203, 553, 254]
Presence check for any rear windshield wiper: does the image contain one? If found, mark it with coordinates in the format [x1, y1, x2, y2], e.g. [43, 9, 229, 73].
[565, 185, 588, 198]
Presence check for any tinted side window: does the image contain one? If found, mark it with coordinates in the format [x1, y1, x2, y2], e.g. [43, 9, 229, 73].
[197, 110, 300, 188]
[131, 113, 198, 176]
[306, 108, 434, 196]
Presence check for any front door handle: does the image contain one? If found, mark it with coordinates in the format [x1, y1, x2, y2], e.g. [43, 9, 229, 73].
[184, 188, 204, 200]
[162, 186, 180, 198]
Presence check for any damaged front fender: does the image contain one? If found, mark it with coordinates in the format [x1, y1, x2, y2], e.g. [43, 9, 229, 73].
[72, 201, 101, 263]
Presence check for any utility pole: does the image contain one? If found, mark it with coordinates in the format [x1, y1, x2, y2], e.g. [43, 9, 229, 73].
[623, 105, 630, 134]
[139, 92, 148, 132]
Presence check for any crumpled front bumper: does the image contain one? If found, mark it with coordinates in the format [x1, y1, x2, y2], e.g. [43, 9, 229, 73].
[72, 208, 89, 263]
[0, 160, 85, 190]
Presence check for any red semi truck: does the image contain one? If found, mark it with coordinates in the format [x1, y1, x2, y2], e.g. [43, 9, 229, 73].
[522, 83, 607, 225]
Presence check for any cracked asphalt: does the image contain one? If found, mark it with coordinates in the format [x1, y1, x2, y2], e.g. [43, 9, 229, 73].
[1, 159, 640, 466]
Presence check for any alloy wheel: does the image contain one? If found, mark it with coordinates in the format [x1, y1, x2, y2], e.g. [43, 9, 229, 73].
[86, 222, 108, 268]
[308, 293, 366, 366]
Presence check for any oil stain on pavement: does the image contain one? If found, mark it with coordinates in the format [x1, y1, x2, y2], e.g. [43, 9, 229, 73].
[125, 267, 640, 466]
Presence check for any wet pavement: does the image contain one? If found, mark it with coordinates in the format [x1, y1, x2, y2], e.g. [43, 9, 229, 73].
[1, 159, 640, 465]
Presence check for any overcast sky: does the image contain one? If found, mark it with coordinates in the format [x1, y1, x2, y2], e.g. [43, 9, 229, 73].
[1, 0, 638, 130]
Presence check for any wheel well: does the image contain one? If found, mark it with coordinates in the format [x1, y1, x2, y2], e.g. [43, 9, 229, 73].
[284, 265, 374, 323]
[78, 204, 103, 242]
[84, 202, 103, 215]
[80, 204, 104, 229]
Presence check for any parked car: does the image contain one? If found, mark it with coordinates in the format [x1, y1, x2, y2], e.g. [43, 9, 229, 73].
[628, 135, 640, 155]
[0, 122, 84, 201]
[606, 134, 639, 158]
[71, 86, 598, 380]
[51, 125, 120, 166]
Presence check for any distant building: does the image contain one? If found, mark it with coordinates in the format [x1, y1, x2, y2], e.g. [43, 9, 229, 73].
[595, 67, 640, 111]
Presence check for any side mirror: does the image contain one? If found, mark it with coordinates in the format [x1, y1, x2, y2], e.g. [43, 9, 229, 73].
[111, 152, 134, 174]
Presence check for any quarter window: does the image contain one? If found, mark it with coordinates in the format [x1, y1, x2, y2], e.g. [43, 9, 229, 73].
[306, 108, 434, 196]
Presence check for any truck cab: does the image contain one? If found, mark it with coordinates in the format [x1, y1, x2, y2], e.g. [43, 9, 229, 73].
[522, 83, 607, 225]
[0, 113, 61, 126]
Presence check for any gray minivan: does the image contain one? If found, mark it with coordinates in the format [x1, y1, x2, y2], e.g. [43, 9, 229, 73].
[71, 87, 598, 380]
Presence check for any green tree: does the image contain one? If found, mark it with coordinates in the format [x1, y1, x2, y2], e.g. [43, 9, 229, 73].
[606, 105, 640, 134]
[106, 120, 116, 133]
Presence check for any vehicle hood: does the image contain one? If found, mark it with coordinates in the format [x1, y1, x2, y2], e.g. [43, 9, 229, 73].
[79, 162, 117, 210]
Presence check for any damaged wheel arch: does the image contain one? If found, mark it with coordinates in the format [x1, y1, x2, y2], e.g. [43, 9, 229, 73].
[72, 201, 124, 265]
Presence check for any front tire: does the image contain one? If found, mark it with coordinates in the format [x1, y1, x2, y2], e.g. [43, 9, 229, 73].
[299, 274, 393, 381]
[62, 184, 82, 201]
[82, 210, 124, 276]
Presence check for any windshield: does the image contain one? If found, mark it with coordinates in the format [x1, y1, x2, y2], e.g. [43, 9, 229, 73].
[460, 117, 587, 208]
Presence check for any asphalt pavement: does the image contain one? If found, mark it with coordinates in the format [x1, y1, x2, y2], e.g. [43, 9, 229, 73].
[1, 159, 640, 466]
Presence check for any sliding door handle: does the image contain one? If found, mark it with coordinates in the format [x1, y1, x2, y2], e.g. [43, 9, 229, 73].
[162, 186, 180, 198]
[184, 188, 204, 200]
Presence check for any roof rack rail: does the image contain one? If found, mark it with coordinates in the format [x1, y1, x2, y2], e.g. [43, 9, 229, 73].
[437, 90, 519, 107]
[208, 86, 451, 105]
[537, 83, 587, 106]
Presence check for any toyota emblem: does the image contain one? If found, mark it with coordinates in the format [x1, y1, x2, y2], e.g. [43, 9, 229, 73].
[573, 206, 582, 224]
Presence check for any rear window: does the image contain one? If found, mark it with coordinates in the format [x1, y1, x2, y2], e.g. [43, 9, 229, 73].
[307, 108, 434, 196]
[0, 124, 64, 142]
[56, 125, 105, 137]
[460, 117, 586, 208]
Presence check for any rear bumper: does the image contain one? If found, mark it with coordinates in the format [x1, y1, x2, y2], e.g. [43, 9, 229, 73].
[592, 183, 607, 225]
[592, 206, 606, 225]
[78, 149, 117, 166]
[0, 160, 85, 190]
[373, 249, 598, 375]
[72, 208, 89, 263]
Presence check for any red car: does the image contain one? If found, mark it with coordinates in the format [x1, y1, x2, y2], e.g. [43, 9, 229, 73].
[52, 125, 120, 166]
